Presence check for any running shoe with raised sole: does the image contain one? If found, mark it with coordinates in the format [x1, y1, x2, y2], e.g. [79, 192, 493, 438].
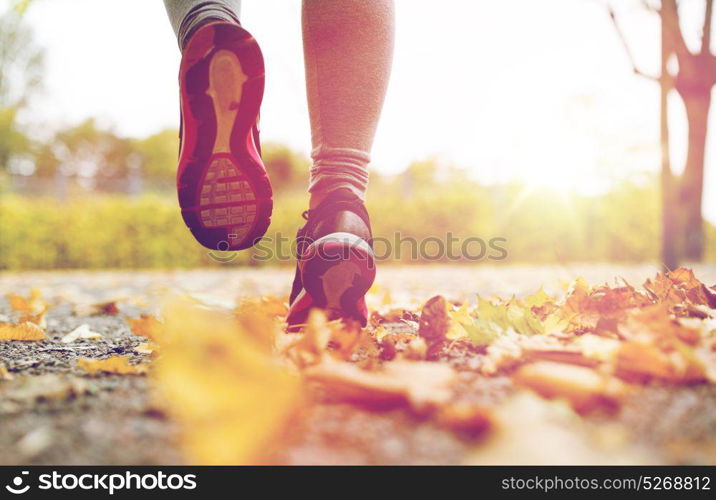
[177, 21, 272, 251]
[287, 190, 376, 331]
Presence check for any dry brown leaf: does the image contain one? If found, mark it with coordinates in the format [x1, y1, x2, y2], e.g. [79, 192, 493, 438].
[514, 361, 626, 413]
[304, 357, 455, 412]
[615, 341, 707, 383]
[418, 295, 451, 359]
[622, 304, 701, 346]
[74, 300, 120, 317]
[0, 322, 46, 341]
[77, 356, 148, 375]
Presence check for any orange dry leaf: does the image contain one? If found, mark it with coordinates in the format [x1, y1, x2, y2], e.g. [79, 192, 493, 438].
[285, 310, 332, 369]
[329, 323, 377, 362]
[622, 304, 701, 346]
[19, 307, 49, 328]
[6, 289, 46, 314]
[234, 297, 286, 351]
[127, 314, 165, 342]
[513, 361, 626, 413]
[644, 268, 716, 310]
[0, 322, 46, 341]
[77, 356, 148, 375]
[615, 341, 707, 383]
[286, 310, 377, 368]
[304, 357, 455, 412]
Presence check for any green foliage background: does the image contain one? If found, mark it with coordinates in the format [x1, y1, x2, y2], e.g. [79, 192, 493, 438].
[2, 178, 713, 270]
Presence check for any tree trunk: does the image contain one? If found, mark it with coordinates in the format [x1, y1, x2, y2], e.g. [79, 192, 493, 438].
[660, 8, 678, 271]
[678, 89, 711, 261]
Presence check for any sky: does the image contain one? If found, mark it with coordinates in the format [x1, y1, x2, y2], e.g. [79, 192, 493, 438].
[16, 0, 716, 221]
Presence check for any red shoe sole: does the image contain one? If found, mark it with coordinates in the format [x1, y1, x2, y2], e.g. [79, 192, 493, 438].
[177, 22, 272, 251]
[288, 232, 376, 330]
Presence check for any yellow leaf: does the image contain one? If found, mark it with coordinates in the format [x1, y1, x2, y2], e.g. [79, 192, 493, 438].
[7, 289, 47, 315]
[153, 297, 301, 465]
[542, 312, 571, 335]
[0, 322, 46, 341]
[525, 287, 552, 308]
[77, 356, 148, 375]
[447, 302, 471, 340]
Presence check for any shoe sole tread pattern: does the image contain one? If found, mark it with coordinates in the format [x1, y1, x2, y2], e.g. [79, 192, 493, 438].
[178, 23, 271, 251]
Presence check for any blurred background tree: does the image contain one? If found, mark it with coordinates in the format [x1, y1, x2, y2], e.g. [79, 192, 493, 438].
[610, 0, 715, 268]
[0, 0, 44, 173]
[1, 0, 715, 270]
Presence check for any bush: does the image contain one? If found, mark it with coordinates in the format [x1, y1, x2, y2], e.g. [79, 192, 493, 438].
[0, 180, 713, 270]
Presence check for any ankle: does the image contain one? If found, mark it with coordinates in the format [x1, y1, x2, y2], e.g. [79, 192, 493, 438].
[309, 186, 365, 210]
[180, 17, 240, 51]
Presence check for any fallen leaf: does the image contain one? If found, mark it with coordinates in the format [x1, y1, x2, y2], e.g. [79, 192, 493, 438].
[615, 341, 707, 383]
[0, 322, 46, 341]
[77, 356, 148, 375]
[285, 310, 332, 369]
[418, 295, 451, 358]
[127, 314, 164, 342]
[304, 357, 456, 412]
[153, 297, 301, 465]
[61, 324, 102, 343]
[513, 361, 626, 413]
[6, 289, 46, 315]
[74, 300, 120, 317]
